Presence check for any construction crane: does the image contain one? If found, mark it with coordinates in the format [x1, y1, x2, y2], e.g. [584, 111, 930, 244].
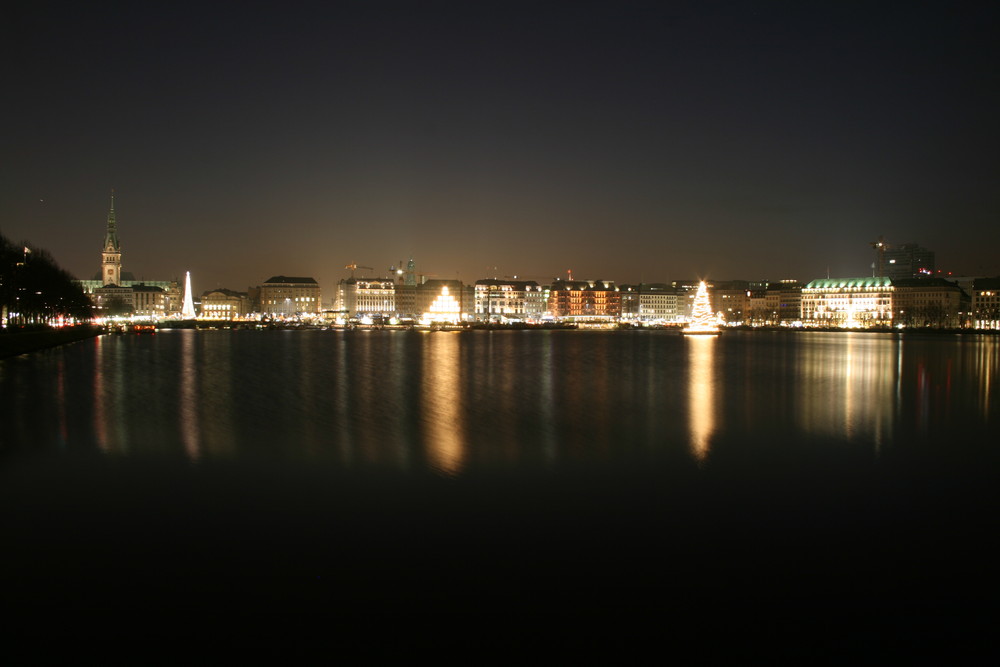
[345, 263, 374, 278]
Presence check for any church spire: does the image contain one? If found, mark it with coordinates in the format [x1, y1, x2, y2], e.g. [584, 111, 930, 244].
[101, 189, 123, 286]
[104, 189, 120, 252]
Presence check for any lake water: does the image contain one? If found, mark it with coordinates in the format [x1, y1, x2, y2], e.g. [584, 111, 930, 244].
[3, 329, 999, 613]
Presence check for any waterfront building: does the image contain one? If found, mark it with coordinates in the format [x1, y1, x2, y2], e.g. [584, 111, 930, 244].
[337, 277, 396, 318]
[621, 283, 679, 324]
[258, 276, 321, 317]
[547, 279, 621, 321]
[971, 277, 1000, 329]
[638, 284, 677, 323]
[201, 288, 250, 320]
[892, 278, 965, 328]
[711, 280, 751, 325]
[394, 283, 417, 320]
[131, 284, 168, 320]
[745, 280, 803, 326]
[474, 279, 543, 322]
[619, 285, 639, 321]
[801, 277, 894, 327]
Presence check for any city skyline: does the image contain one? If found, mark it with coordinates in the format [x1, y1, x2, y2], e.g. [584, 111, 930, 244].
[4, 3, 998, 293]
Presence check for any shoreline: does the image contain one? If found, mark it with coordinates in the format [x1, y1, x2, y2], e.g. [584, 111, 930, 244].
[0, 325, 102, 359]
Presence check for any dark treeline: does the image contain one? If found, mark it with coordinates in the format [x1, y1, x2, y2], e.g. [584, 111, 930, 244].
[1, 233, 92, 326]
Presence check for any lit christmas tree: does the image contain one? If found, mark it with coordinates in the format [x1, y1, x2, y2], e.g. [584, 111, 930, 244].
[182, 271, 196, 319]
[682, 280, 720, 335]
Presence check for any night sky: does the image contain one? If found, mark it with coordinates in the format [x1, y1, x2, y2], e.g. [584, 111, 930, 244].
[3, 1, 998, 298]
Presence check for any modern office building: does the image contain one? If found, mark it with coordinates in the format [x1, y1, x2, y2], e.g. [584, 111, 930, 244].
[881, 243, 936, 280]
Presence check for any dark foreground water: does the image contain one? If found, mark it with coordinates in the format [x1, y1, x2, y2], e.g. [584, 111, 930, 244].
[2, 329, 999, 616]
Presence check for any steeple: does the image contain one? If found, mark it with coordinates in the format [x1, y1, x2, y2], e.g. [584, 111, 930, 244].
[104, 189, 120, 253]
[101, 189, 123, 286]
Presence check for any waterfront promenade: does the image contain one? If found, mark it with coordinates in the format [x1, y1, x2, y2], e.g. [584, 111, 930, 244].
[0, 325, 101, 359]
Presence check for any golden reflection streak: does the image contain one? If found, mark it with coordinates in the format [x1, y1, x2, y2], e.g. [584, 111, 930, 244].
[980, 339, 995, 417]
[422, 332, 465, 475]
[180, 331, 200, 461]
[93, 336, 108, 452]
[687, 335, 717, 461]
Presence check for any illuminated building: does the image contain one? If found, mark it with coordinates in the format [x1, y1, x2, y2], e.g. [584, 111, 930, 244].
[474, 279, 544, 322]
[131, 284, 168, 319]
[257, 276, 321, 317]
[801, 277, 894, 327]
[638, 283, 678, 323]
[336, 277, 396, 318]
[76, 193, 180, 316]
[201, 288, 249, 319]
[971, 277, 1000, 329]
[547, 279, 621, 321]
[621, 283, 679, 323]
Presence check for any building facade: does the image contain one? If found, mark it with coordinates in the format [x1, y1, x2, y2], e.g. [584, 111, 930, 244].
[801, 277, 894, 327]
[201, 288, 250, 319]
[337, 277, 396, 318]
[131, 284, 168, 319]
[892, 278, 965, 328]
[547, 279, 621, 321]
[258, 276, 321, 316]
[971, 277, 1000, 329]
[474, 279, 544, 322]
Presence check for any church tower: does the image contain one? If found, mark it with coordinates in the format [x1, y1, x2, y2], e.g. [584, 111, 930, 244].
[101, 190, 122, 286]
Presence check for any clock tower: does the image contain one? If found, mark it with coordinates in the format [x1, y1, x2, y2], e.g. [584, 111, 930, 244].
[101, 190, 122, 286]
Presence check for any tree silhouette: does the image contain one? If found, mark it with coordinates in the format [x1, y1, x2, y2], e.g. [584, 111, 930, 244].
[1, 233, 92, 326]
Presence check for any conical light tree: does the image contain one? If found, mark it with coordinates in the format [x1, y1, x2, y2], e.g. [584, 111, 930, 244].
[683, 280, 720, 334]
[182, 271, 196, 319]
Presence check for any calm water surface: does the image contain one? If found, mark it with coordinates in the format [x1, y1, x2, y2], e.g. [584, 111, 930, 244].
[3, 329, 999, 612]
[5, 328, 997, 468]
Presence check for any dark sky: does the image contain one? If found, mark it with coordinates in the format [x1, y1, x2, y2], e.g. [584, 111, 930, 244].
[3, 1, 998, 297]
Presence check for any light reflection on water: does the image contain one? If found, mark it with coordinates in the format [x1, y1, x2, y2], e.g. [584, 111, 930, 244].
[686, 335, 716, 461]
[422, 332, 465, 475]
[3, 329, 999, 471]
